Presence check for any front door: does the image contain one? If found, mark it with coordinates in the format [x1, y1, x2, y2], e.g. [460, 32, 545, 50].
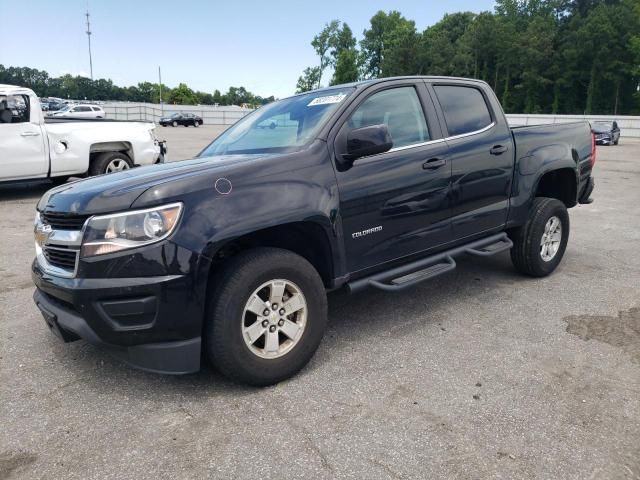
[334, 82, 452, 273]
[0, 93, 47, 181]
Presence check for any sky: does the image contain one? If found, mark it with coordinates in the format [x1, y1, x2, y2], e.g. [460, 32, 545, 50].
[1, 0, 496, 99]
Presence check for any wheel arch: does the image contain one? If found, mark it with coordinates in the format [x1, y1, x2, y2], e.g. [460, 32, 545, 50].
[533, 167, 578, 208]
[89, 141, 134, 163]
[203, 220, 338, 293]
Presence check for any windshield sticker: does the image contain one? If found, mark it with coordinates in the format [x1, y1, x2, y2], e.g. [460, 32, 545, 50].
[307, 94, 346, 107]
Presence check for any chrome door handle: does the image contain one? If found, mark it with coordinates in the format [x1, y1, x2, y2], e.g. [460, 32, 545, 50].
[423, 158, 446, 170]
[21, 131, 41, 137]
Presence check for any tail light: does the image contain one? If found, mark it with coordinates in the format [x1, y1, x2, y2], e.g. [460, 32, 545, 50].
[591, 133, 596, 167]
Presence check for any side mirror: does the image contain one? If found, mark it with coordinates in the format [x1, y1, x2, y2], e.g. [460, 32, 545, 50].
[344, 124, 393, 162]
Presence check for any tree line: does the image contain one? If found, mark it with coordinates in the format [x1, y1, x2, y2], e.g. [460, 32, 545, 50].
[0, 65, 275, 107]
[297, 0, 640, 115]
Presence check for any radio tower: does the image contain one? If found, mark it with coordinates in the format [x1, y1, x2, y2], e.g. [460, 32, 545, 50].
[85, 5, 94, 80]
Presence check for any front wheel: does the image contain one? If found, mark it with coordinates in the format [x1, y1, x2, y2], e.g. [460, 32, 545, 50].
[206, 248, 327, 386]
[509, 197, 570, 277]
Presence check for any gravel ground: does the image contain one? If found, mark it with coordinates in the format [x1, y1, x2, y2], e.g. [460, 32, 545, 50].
[1, 132, 638, 480]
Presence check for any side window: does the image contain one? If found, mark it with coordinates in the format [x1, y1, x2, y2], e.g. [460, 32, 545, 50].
[433, 85, 492, 136]
[0, 94, 30, 124]
[348, 87, 429, 149]
[77, 106, 91, 112]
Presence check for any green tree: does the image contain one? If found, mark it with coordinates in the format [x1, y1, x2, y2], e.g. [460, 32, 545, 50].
[168, 83, 198, 105]
[296, 67, 322, 93]
[360, 11, 416, 78]
[331, 50, 359, 85]
[311, 20, 340, 88]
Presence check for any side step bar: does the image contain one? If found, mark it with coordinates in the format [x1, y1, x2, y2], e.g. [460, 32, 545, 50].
[347, 233, 513, 293]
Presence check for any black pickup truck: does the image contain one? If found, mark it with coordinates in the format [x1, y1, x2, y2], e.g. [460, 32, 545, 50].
[32, 77, 595, 385]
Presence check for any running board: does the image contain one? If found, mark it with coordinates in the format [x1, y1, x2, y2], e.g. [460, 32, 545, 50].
[347, 233, 513, 293]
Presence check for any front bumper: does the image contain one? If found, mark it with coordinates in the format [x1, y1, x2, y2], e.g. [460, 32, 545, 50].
[32, 257, 204, 374]
[34, 289, 200, 374]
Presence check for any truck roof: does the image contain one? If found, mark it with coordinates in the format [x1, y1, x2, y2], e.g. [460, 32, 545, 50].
[0, 84, 35, 96]
[299, 76, 490, 97]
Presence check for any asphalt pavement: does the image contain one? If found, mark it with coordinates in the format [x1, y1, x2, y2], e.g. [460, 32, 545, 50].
[1, 131, 638, 479]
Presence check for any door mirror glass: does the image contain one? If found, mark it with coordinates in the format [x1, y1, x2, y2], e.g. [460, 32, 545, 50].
[344, 124, 393, 161]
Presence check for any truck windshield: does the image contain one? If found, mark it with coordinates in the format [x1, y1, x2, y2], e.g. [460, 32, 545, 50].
[199, 88, 354, 156]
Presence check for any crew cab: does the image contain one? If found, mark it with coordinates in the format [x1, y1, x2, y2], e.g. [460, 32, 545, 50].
[31, 77, 595, 386]
[1, 85, 166, 183]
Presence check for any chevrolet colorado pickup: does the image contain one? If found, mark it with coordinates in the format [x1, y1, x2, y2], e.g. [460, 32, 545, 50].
[32, 77, 595, 386]
[1, 84, 166, 184]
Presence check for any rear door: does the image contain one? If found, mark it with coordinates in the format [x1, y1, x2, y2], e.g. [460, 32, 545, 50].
[333, 80, 452, 273]
[428, 81, 514, 240]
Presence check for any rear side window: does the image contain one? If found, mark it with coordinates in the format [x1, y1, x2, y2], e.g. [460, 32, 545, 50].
[434, 85, 492, 136]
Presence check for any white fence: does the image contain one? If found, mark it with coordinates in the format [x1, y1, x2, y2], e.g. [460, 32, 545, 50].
[102, 102, 253, 125]
[506, 114, 640, 138]
[101, 103, 640, 136]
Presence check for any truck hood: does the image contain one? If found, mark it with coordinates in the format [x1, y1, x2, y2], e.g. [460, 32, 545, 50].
[38, 154, 274, 215]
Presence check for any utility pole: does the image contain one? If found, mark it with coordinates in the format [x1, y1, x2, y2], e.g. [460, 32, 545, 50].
[85, 5, 93, 80]
[158, 66, 163, 115]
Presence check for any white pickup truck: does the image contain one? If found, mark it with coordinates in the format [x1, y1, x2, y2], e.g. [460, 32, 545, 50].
[0, 84, 166, 184]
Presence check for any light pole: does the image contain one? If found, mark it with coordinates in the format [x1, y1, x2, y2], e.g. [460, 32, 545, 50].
[85, 6, 93, 80]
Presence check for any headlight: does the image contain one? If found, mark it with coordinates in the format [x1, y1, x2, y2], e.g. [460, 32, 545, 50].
[80, 203, 182, 257]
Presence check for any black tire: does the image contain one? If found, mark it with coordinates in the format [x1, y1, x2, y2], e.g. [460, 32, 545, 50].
[51, 176, 69, 186]
[509, 197, 570, 277]
[89, 151, 133, 176]
[193, 121, 199, 127]
[172, 121, 178, 127]
[206, 247, 327, 386]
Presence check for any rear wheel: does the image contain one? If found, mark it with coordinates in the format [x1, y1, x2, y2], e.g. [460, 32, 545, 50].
[509, 197, 570, 277]
[89, 152, 133, 176]
[206, 248, 327, 386]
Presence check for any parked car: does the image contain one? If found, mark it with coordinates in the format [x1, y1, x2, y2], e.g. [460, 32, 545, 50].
[45, 101, 67, 112]
[159, 112, 203, 127]
[48, 104, 105, 119]
[591, 120, 620, 145]
[32, 76, 595, 386]
[1, 84, 166, 183]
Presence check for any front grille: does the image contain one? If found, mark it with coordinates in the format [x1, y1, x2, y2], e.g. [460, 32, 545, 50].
[43, 246, 78, 271]
[41, 212, 89, 230]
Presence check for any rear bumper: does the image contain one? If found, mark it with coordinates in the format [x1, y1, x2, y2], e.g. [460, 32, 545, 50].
[33, 289, 201, 374]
